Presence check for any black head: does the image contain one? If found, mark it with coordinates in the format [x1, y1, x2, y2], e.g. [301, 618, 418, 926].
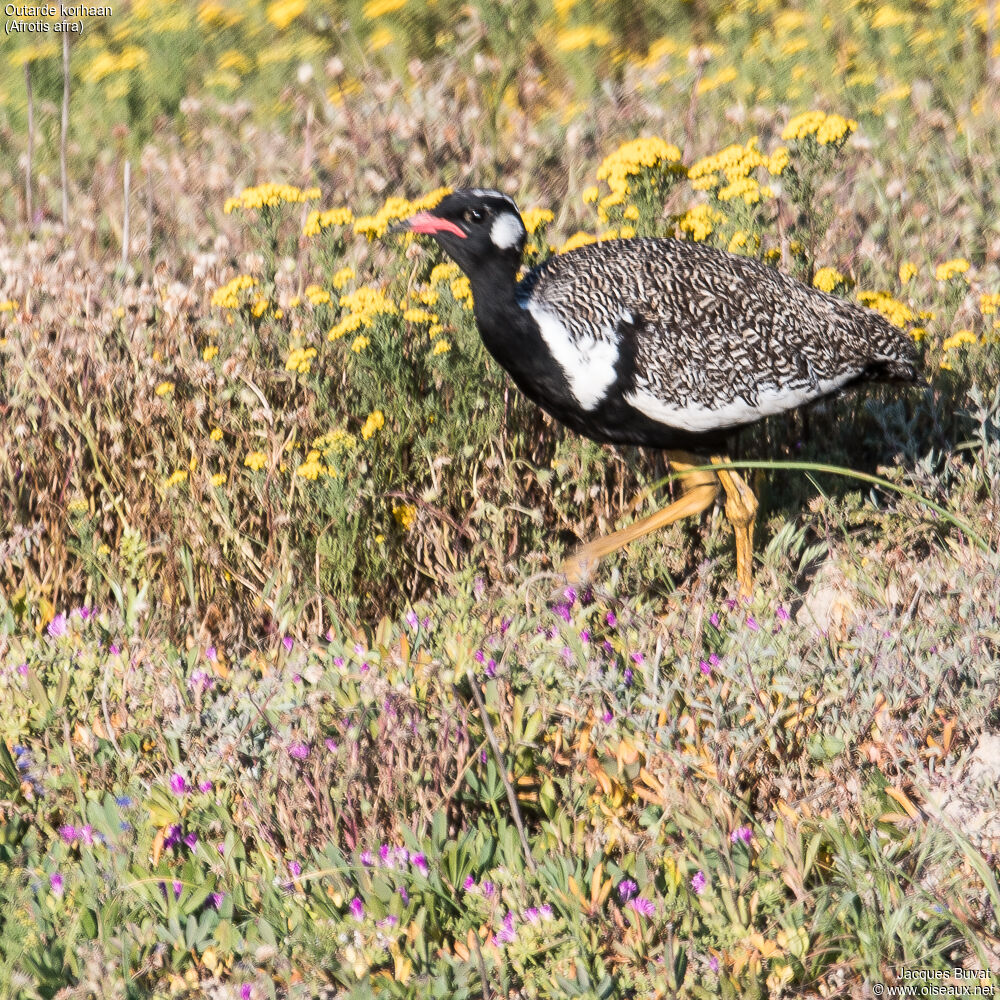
[391, 188, 527, 276]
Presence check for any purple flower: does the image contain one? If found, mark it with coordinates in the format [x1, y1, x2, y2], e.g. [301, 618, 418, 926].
[617, 878, 638, 902]
[183, 832, 198, 850]
[76, 606, 92, 621]
[539, 903, 553, 919]
[474, 649, 485, 663]
[47, 613, 68, 638]
[50, 872, 64, 898]
[709, 612, 720, 628]
[198, 780, 213, 793]
[79, 825, 94, 846]
[405, 610, 419, 628]
[776, 605, 790, 622]
[379, 844, 391, 864]
[500, 617, 511, 635]
[745, 614, 759, 632]
[494, 911, 517, 945]
[288, 860, 301, 877]
[333, 656, 344, 667]
[393, 847, 409, 868]
[485, 659, 496, 678]
[730, 825, 752, 845]
[699, 659, 712, 675]
[282, 636, 293, 652]
[287, 741, 310, 760]
[58, 824, 76, 843]
[630, 651, 644, 664]
[205, 645, 217, 661]
[580, 629, 591, 642]
[708, 955, 720, 973]
[399, 886, 409, 905]
[623, 667, 633, 686]
[169, 773, 187, 795]
[463, 875, 476, 891]
[691, 870, 707, 895]
[17, 663, 28, 676]
[606, 611, 617, 627]
[115, 796, 132, 808]
[173, 880, 183, 899]
[240, 985, 252, 1000]
[325, 738, 338, 752]
[553, 603, 571, 623]
[349, 896, 364, 920]
[481, 881, 494, 898]
[524, 906, 540, 924]
[628, 897, 655, 917]
[564, 586, 577, 604]
[211, 892, 225, 909]
[360, 850, 374, 866]
[411, 853, 428, 876]
[378, 914, 399, 929]
[109, 644, 120, 656]
[188, 669, 213, 692]
[601, 710, 613, 724]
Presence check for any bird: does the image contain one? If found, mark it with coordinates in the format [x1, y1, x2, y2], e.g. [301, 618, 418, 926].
[391, 188, 923, 597]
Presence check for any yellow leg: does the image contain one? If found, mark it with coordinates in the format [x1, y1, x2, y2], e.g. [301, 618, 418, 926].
[710, 456, 758, 600]
[562, 451, 720, 583]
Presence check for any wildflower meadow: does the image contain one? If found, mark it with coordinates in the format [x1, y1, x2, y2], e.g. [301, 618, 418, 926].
[1, 0, 999, 996]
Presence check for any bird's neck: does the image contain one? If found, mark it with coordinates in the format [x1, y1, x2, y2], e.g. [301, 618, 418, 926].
[467, 263, 540, 373]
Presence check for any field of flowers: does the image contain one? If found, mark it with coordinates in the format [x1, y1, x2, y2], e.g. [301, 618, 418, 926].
[2, 0, 1000, 996]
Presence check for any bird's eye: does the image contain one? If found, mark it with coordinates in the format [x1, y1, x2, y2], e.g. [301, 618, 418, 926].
[464, 208, 485, 223]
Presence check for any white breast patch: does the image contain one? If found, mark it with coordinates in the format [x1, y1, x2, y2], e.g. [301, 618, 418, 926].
[527, 302, 621, 410]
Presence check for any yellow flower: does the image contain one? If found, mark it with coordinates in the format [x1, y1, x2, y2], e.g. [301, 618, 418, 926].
[351, 335, 370, 353]
[414, 288, 439, 307]
[353, 188, 451, 239]
[266, 0, 305, 29]
[596, 137, 682, 203]
[910, 326, 928, 343]
[314, 428, 357, 454]
[677, 203, 724, 242]
[521, 207, 555, 234]
[251, 296, 269, 318]
[393, 503, 417, 530]
[582, 186, 599, 204]
[427, 324, 444, 339]
[429, 262, 459, 285]
[782, 110, 856, 146]
[898, 262, 918, 285]
[403, 308, 437, 324]
[942, 329, 976, 351]
[295, 450, 326, 480]
[332, 266, 355, 289]
[155, 381, 175, 397]
[812, 267, 845, 293]
[0, 299, 18, 312]
[328, 314, 366, 341]
[559, 231, 598, 254]
[304, 285, 332, 306]
[210, 472, 227, 487]
[244, 451, 267, 471]
[224, 183, 320, 215]
[555, 25, 612, 52]
[210, 428, 223, 441]
[935, 258, 970, 282]
[856, 290, 915, 328]
[450, 276, 473, 307]
[363, 0, 406, 17]
[767, 147, 789, 175]
[211, 274, 257, 309]
[165, 470, 188, 488]
[303, 207, 354, 237]
[285, 346, 318, 374]
[696, 66, 737, 95]
[431, 339, 452, 356]
[203, 345, 219, 361]
[980, 293, 1000, 316]
[623, 204, 640, 221]
[361, 409, 385, 439]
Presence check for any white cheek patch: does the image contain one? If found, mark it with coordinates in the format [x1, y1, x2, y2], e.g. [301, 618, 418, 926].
[490, 213, 526, 250]
[528, 303, 621, 410]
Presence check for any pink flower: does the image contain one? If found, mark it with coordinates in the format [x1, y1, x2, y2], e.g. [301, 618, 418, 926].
[411, 853, 429, 876]
[691, 870, 707, 894]
[349, 896, 364, 920]
[169, 773, 187, 795]
[47, 613, 67, 638]
[288, 860, 301, 877]
[282, 636, 293, 652]
[287, 742, 310, 760]
[776, 605, 790, 622]
[745, 615, 759, 632]
[50, 872, 64, 898]
[628, 897, 655, 917]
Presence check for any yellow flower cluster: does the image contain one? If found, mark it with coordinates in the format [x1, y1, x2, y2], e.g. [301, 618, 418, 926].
[432, 339, 451, 355]
[314, 429, 358, 454]
[210, 472, 227, 487]
[351, 335, 370, 353]
[155, 381, 175, 397]
[898, 262, 918, 285]
[935, 258, 970, 282]
[555, 25, 612, 52]
[211, 274, 257, 308]
[677, 203, 724, 242]
[781, 111, 857, 145]
[430, 262, 459, 285]
[164, 469, 188, 488]
[856, 290, 915, 328]
[328, 286, 398, 341]
[689, 138, 783, 205]
[403, 308, 438, 325]
[295, 450, 328, 480]
[244, 451, 268, 471]
[285, 346, 318, 374]
[450, 276, 473, 308]
[224, 183, 320, 215]
[332, 267, 355, 290]
[363, 0, 406, 17]
[203, 345, 219, 361]
[595, 137, 682, 212]
[942, 329, 976, 351]
[559, 231, 598, 254]
[361, 409, 385, 440]
[812, 267, 845, 293]
[304, 285, 331, 306]
[354, 187, 451, 239]
[266, 0, 305, 29]
[83, 46, 149, 84]
[0, 300, 18, 312]
[521, 208, 555, 234]
[393, 503, 417, 530]
[303, 207, 354, 237]
[980, 293, 1000, 315]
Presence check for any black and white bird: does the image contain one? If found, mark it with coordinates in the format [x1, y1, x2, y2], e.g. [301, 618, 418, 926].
[392, 188, 922, 596]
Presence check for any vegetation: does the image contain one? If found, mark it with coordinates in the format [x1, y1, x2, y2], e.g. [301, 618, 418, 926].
[1, 0, 999, 996]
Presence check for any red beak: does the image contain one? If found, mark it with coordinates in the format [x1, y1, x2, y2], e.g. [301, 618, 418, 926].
[391, 212, 466, 239]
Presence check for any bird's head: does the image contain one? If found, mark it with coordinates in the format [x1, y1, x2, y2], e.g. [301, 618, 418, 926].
[390, 188, 527, 276]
